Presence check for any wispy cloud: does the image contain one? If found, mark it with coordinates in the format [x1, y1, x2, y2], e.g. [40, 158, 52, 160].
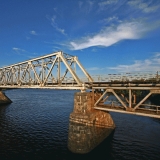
[13, 47, 26, 55]
[98, 0, 118, 10]
[30, 30, 37, 35]
[86, 53, 160, 73]
[128, 0, 160, 13]
[46, 15, 66, 35]
[109, 53, 160, 72]
[99, 0, 118, 6]
[78, 1, 83, 9]
[99, 16, 121, 24]
[70, 20, 152, 50]
[12, 47, 38, 58]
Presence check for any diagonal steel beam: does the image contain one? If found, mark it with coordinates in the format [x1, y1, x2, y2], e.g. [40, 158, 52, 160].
[21, 64, 29, 82]
[58, 52, 82, 86]
[111, 89, 127, 109]
[74, 56, 93, 82]
[94, 89, 108, 106]
[29, 61, 41, 84]
[61, 61, 73, 82]
[133, 92, 152, 110]
[42, 57, 58, 85]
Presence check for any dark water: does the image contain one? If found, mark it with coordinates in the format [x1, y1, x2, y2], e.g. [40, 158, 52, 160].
[0, 89, 160, 160]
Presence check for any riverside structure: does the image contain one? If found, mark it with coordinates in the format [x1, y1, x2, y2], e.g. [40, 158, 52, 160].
[0, 51, 160, 153]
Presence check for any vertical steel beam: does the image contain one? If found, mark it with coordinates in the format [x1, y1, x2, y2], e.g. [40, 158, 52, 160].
[133, 94, 136, 104]
[11, 67, 14, 85]
[58, 56, 61, 84]
[28, 63, 31, 85]
[18, 65, 21, 85]
[74, 60, 76, 73]
[59, 52, 82, 86]
[42, 57, 57, 85]
[30, 62, 41, 84]
[42, 59, 44, 83]
[21, 64, 29, 81]
[133, 92, 152, 110]
[129, 89, 132, 108]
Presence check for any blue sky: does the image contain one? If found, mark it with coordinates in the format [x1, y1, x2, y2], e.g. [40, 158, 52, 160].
[0, 0, 160, 75]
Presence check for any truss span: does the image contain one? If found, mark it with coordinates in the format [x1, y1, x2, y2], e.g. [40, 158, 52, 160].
[0, 51, 93, 90]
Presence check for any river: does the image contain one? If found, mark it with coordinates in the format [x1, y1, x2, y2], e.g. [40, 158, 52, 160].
[0, 89, 160, 160]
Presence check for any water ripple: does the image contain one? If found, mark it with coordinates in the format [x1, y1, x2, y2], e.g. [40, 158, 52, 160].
[0, 89, 160, 159]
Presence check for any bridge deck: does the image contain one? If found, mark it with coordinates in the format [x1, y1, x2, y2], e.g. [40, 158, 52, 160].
[1, 51, 160, 118]
[94, 104, 160, 118]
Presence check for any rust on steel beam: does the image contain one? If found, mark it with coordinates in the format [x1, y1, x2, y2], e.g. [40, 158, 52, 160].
[92, 86, 160, 90]
[133, 92, 152, 110]
[94, 107, 160, 118]
[94, 89, 127, 109]
[92, 83, 160, 87]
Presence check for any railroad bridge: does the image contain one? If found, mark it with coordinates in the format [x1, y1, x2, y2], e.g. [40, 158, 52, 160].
[1, 51, 160, 153]
[0, 51, 160, 118]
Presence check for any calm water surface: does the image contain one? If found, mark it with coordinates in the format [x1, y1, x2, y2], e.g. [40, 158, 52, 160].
[0, 89, 160, 160]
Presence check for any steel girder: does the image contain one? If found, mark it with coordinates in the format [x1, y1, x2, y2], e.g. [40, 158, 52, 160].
[0, 51, 93, 89]
[93, 88, 160, 118]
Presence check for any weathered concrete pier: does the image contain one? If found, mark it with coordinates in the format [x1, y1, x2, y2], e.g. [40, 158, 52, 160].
[1, 51, 160, 153]
[68, 92, 115, 153]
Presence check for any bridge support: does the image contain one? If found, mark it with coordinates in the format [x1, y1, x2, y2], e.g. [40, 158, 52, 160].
[68, 92, 115, 154]
[0, 91, 12, 105]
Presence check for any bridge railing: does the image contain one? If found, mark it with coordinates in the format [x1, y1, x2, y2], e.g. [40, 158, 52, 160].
[81, 72, 160, 83]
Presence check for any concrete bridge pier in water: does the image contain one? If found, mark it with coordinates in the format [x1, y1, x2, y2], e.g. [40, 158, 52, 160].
[2, 51, 160, 154]
[0, 89, 115, 154]
[68, 91, 115, 154]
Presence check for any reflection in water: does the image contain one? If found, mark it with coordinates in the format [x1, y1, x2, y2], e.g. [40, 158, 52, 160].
[68, 121, 114, 154]
[67, 92, 115, 154]
[0, 89, 160, 159]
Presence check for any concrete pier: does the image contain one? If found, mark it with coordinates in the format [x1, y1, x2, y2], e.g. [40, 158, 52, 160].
[0, 91, 12, 104]
[68, 92, 115, 154]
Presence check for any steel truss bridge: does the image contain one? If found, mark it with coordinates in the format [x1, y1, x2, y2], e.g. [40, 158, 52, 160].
[0, 51, 160, 118]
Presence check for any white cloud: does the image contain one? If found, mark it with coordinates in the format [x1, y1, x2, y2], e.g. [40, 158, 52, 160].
[12, 47, 26, 55]
[128, 0, 160, 13]
[99, 0, 118, 6]
[85, 53, 160, 73]
[106, 16, 119, 22]
[99, 16, 121, 24]
[154, 52, 160, 58]
[70, 21, 150, 50]
[30, 30, 37, 35]
[13, 47, 26, 52]
[47, 15, 67, 35]
[109, 54, 160, 72]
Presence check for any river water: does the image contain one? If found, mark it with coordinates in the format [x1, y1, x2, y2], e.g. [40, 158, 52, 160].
[0, 89, 160, 160]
